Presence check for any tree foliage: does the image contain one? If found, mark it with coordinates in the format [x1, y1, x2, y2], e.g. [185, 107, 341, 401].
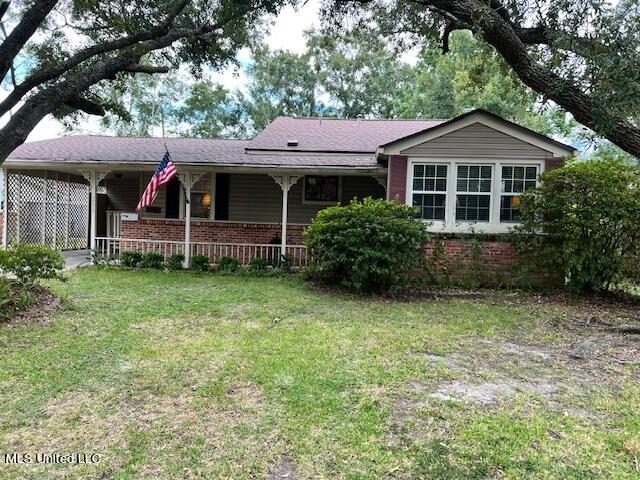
[324, 0, 640, 158]
[305, 198, 431, 293]
[513, 158, 640, 293]
[0, 0, 289, 162]
[98, 30, 570, 139]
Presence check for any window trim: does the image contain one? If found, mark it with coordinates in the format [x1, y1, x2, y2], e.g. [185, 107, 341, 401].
[301, 175, 342, 205]
[406, 158, 545, 233]
[179, 173, 215, 221]
[454, 163, 493, 224]
[410, 162, 448, 222]
[499, 164, 540, 224]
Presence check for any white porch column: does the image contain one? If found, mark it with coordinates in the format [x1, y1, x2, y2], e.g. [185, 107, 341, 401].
[179, 172, 204, 268]
[182, 172, 192, 268]
[270, 175, 301, 259]
[2, 167, 8, 248]
[81, 170, 109, 256]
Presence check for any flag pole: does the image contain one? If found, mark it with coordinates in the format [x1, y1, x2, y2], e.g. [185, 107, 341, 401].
[166, 143, 189, 204]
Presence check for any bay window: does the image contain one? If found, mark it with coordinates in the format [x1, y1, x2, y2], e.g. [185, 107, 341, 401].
[455, 165, 492, 222]
[411, 164, 447, 221]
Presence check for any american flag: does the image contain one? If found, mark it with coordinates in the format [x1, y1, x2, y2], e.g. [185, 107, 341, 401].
[135, 150, 178, 213]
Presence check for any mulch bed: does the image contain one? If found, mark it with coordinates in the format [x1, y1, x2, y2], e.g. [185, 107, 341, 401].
[3, 286, 61, 326]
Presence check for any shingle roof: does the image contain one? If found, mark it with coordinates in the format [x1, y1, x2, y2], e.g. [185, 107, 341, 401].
[247, 117, 446, 152]
[8, 136, 249, 163]
[7, 135, 379, 168]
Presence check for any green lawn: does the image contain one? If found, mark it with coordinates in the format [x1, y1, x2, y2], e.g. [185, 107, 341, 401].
[0, 269, 638, 479]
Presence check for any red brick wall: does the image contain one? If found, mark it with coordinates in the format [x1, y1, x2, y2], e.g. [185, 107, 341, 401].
[387, 155, 408, 203]
[120, 219, 560, 287]
[121, 218, 306, 245]
[424, 234, 561, 287]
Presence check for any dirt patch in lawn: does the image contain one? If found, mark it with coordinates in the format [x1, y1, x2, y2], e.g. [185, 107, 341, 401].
[268, 454, 297, 480]
[3, 286, 61, 326]
[387, 320, 640, 446]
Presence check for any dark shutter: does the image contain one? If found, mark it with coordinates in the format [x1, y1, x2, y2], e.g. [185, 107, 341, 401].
[215, 173, 230, 220]
[165, 177, 180, 219]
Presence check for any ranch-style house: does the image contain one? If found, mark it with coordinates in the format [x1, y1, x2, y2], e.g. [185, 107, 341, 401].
[0, 109, 575, 283]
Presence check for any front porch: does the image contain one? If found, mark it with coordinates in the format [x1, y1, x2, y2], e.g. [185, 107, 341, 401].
[1, 166, 386, 268]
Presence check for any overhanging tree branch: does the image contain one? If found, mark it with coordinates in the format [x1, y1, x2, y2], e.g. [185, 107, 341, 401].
[0, 2, 260, 162]
[0, 0, 59, 81]
[0, 0, 191, 117]
[409, 0, 640, 157]
[64, 96, 106, 116]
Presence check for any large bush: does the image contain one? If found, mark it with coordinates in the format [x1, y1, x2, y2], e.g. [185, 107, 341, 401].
[514, 157, 640, 293]
[305, 197, 431, 292]
[0, 244, 64, 285]
[0, 277, 32, 320]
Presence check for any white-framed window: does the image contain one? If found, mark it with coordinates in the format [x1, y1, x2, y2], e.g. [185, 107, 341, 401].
[500, 165, 539, 222]
[411, 163, 448, 221]
[303, 175, 341, 204]
[190, 174, 213, 219]
[455, 165, 492, 222]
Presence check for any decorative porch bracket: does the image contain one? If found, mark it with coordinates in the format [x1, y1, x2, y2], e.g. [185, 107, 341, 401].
[80, 170, 110, 257]
[178, 172, 206, 268]
[372, 176, 387, 191]
[270, 175, 301, 259]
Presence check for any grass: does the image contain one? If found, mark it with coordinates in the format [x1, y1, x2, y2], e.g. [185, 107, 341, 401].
[0, 268, 638, 479]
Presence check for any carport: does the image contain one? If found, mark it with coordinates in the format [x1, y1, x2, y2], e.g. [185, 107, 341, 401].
[1, 168, 91, 250]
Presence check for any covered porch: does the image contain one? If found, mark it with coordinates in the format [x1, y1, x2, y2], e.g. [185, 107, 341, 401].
[1, 164, 386, 267]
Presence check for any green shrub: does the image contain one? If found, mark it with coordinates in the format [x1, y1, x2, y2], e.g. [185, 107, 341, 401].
[0, 244, 64, 285]
[247, 257, 269, 273]
[305, 197, 431, 292]
[279, 254, 294, 272]
[190, 254, 210, 272]
[140, 252, 164, 269]
[120, 250, 143, 268]
[0, 278, 32, 320]
[217, 256, 240, 272]
[513, 157, 640, 293]
[167, 254, 185, 271]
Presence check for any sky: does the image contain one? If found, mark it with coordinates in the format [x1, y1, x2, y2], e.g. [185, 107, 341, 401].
[23, 0, 323, 142]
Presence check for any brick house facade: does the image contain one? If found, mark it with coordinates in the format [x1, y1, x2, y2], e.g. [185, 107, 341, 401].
[2, 109, 575, 285]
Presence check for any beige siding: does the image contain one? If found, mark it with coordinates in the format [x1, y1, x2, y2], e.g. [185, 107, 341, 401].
[228, 174, 386, 224]
[341, 176, 385, 203]
[228, 174, 282, 223]
[401, 122, 551, 159]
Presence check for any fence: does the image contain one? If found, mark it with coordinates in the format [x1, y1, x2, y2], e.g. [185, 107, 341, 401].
[94, 237, 308, 267]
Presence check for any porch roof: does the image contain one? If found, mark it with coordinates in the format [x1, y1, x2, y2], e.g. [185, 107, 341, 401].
[6, 135, 380, 169]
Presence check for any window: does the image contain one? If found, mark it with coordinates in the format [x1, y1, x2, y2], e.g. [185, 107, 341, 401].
[190, 174, 212, 219]
[456, 165, 492, 222]
[303, 176, 340, 203]
[500, 166, 538, 222]
[412, 164, 447, 221]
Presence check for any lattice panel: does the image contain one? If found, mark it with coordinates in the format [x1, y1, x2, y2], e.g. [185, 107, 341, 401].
[5, 171, 89, 249]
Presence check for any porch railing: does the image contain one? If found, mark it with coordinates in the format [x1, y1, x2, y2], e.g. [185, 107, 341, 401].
[94, 237, 308, 267]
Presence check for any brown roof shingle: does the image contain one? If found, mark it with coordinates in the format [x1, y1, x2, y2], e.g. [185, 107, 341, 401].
[7, 135, 380, 168]
[247, 117, 445, 152]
